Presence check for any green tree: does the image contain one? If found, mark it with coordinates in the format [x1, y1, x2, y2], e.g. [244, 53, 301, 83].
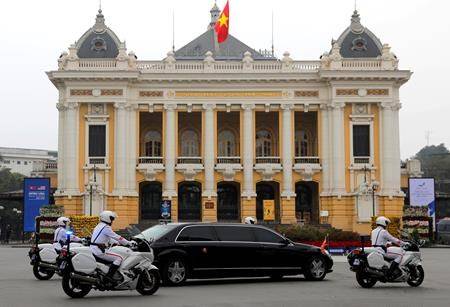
[414, 143, 450, 193]
[0, 168, 25, 193]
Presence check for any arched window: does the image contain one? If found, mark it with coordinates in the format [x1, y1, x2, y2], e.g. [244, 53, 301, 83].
[256, 129, 273, 157]
[295, 130, 309, 156]
[181, 129, 200, 156]
[144, 131, 162, 157]
[218, 130, 236, 156]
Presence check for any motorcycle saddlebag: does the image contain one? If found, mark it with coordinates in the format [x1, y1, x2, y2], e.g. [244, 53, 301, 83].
[72, 253, 97, 274]
[39, 246, 58, 264]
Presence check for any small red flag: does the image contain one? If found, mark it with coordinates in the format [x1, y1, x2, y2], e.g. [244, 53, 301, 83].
[320, 235, 328, 252]
[214, 1, 229, 43]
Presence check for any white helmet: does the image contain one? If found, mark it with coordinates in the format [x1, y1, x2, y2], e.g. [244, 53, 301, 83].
[100, 210, 117, 224]
[244, 216, 257, 224]
[57, 216, 70, 227]
[376, 216, 391, 227]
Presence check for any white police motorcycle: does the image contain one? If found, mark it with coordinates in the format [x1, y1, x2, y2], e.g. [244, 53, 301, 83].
[59, 234, 160, 298]
[28, 234, 84, 280]
[347, 236, 425, 288]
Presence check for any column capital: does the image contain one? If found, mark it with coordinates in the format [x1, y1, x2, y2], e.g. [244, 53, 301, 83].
[241, 103, 255, 111]
[331, 102, 345, 110]
[319, 103, 332, 110]
[164, 103, 177, 111]
[280, 103, 294, 111]
[125, 103, 139, 111]
[113, 102, 127, 110]
[56, 102, 67, 111]
[380, 101, 401, 111]
[202, 103, 216, 111]
[67, 102, 79, 110]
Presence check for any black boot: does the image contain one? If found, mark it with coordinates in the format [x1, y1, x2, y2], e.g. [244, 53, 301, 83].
[387, 262, 401, 280]
[104, 264, 120, 284]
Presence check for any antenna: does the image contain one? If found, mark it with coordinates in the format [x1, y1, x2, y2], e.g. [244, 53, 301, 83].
[271, 10, 274, 56]
[354, 0, 357, 11]
[99, 0, 102, 11]
[172, 9, 175, 52]
[425, 130, 432, 146]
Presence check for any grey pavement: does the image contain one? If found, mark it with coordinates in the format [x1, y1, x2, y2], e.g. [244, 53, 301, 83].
[0, 247, 449, 307]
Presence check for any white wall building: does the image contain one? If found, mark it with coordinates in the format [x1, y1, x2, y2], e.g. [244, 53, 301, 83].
[0, 147, 57, 177]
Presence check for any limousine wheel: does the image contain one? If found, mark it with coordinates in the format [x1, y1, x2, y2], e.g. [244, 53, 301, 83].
[304, 256, 326, 281]
[162, 257, 187, 286]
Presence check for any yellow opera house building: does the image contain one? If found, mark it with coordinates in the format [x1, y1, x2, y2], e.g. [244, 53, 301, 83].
[47, 5, 412, 233]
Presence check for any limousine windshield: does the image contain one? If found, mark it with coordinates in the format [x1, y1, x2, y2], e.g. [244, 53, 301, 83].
[140, 224, 178, 241]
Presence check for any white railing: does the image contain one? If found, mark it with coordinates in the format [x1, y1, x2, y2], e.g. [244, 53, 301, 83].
[177, 157, 203, 164]
[138, 157, 163, 164]
[89, 157, 106, 165]
[216, 156, 241, 164]
[341, 59, 382, 70]
[78, 59, 118, 70]
[353, 156, 371, 164]
[255, 156, 281, 164]
[294, 156, 320, 164]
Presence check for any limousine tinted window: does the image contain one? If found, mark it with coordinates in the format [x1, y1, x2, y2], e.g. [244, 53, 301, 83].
[254, 228, 285, 244]
[177, 226, 216, 241]
[215, 226, 255, 242]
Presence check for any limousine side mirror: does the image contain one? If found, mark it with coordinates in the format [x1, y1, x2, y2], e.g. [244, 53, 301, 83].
[282, 238, 291, 246]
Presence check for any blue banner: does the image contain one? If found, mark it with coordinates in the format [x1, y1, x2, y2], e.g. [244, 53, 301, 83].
[24, 178, 50, 232]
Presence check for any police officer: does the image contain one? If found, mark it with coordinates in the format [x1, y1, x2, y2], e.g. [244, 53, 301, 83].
[90, 211, 134, 283]
[371, 216, 406, 279]
[53, 217, 81, 251]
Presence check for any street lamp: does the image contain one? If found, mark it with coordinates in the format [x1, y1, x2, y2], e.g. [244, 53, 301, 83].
[88, 164, 97, 216]
[370, 181, 380, 217]
[360, 165, 379, 217]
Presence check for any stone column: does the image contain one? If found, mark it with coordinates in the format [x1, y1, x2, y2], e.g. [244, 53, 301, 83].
[126, 104, 138, 196]
[331, 102, 346, 195]
[380, 102, 402, 196]
[65, 102, 79, 195]
[202, 104, 216, 197]
[320, 104, 331, 195]
[113, 102, 127, 195]
[163, 104, 177, 198]
[242, 104, 256, 198]
[281, 104, 295, 198]
[56, 102, 66, 193]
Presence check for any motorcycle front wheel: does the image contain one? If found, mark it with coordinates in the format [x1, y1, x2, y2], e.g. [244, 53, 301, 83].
[136, 269, 160, 296]
[407, 265, 424, 287]
[33, 264, 55, 280]
[62, 274, 92, 298]
[356, 272, 377, 288]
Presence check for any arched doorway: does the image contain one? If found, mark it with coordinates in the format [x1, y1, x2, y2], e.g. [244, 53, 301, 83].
[256, 181, 280, 223]
[217, 182, 240, 221]
[140, 181, 162, 220]
[178, 181, 202, 221]
[295, 181, 319, 224]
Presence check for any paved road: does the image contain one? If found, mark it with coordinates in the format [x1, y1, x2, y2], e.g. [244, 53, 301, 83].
[0, 247, 449, 307]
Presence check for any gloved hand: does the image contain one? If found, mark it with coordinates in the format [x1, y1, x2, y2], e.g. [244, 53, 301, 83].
[128, 240, 138, 248]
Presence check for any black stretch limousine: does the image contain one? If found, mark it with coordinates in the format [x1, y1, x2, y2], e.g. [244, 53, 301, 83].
[134, 223, 333, 286]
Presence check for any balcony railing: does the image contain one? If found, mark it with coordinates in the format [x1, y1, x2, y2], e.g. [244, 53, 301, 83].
[177, 157, 202, 164]
[353, 156, 371, 164]
[216, 157, 241, 164]
[294, 156, 320, 164]
[32, 160, 57, 172]
[89, 157, 106, 165]
[138, 157, 163, 164]
[255, 156, 281, 164]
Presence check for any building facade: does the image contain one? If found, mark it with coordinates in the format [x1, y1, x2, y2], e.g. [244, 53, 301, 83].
[0, 147, 57, 177]
[48, 5, 411, 232]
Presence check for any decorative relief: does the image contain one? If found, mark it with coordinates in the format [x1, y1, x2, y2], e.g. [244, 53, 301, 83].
[101, 89, 123, 96]
[367, 89, 389, 96]
[294, 90, 319, 98]
[336, 89, 358, 96]
[139, 91, 164, 98]
[174, 91, 282, 98]
[90, 104, 105, 115]
[354, 104, 368, 115]
[70, 89, 92, 96]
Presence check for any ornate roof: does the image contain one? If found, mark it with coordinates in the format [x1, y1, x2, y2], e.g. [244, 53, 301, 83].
[335, 10, 383, 58]
[174, 2, 275, 61]
[76, 9, 121, 59]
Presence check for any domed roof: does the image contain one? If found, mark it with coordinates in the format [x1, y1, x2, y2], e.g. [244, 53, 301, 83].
[335, 10, 383, 58]
[76, 9, 121, 59]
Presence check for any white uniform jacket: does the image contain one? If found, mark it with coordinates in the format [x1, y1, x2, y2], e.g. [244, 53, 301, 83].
[89, 222, 130, 256]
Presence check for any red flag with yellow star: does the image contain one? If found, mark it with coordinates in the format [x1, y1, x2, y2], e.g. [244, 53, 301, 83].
[214, 1, 229, 43]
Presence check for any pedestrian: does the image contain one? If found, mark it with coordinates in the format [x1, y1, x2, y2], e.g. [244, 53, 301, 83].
[5, 224, 12, 244]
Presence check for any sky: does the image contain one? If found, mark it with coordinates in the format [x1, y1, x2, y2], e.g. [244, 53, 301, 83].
[0, 0, 449, 159]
